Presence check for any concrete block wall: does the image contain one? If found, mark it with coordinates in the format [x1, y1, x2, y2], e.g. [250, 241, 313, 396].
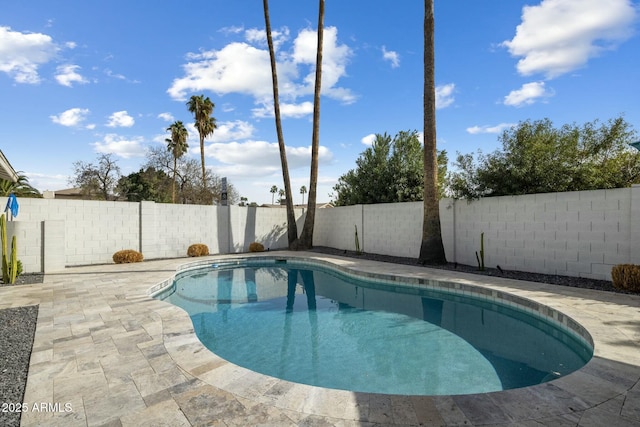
[12, 198, 139, 267]
[313, 205, 363, 251]
[8, 185, 639, 280]
[451, 188, 633, 280]
[141, 202, 223, 259]
[228, 206, 304, 252]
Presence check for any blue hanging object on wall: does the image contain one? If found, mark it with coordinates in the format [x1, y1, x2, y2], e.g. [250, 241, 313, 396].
[4, 193, 18, 218]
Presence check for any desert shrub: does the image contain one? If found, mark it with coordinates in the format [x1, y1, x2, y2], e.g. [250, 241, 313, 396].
[611, 264, 640, 292]
[113, 249, 144, 264]
[187, 244, 209, 257]
[249, 242, 265, 252]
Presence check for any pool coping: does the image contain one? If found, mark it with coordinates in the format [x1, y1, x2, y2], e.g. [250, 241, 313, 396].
[6, 251, 640, 426]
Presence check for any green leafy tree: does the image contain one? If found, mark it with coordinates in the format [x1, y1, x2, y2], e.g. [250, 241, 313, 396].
[187, 94, 217, 194]
[70, 153, 121, 200]
[449, 116, 640, 198]
[0, 173, 41, 198]
[116, 167, 172, 202]
[332, 130, 448, 206]
[166, 120, 189, 203]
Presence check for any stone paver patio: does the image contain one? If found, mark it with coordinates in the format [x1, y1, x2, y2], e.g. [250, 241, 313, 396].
[2, 251, 640, 426]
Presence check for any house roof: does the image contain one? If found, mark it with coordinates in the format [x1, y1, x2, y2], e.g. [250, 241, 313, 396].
[0, 150, 18, 182]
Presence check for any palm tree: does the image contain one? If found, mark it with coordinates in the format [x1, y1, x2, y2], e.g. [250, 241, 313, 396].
[296, 0, 325, 250]
[186, 95, 216, 196]
[263, 0, 299, 246]
[278, 188, 285, 204]
[300, 185, 307, 205]
[0, 173, 40, 198]
[418, 0, 447, 264]
[165, 121, 189, 203]
[270, 185, 278, 205]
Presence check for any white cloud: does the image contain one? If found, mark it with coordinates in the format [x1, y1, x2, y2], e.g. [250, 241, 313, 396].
[0, 26, 60, 84]
[92, 134, 146, 159]
[205, 140, 333, 176]
[245, 26, 290, 49]
[467, 123, 517, 135]
[25, 172, 69, 192]
[502, 0, 637, 78]
[167, 26, 354, 106]
[212, 120, 255, 143]
[504, 81, 553, 107]
[50, 107, 90, 127]
[55, 64, 88, 87]
[106, 110, 135, 127]
[361, 134, 376, 146]
[436, 83, 455, 109]
[382, 46, 400, 68]
[252, 101, 314, 119]
[157, 112, 174, 122]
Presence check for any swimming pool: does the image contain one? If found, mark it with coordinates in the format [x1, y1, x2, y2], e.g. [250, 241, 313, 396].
[155, 258, 593, 396]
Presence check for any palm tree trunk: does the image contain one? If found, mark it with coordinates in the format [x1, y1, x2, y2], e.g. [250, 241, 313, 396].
[172, 156, 177, 203]
[199, 135, 206, 192]
[263, 0, 299, 247]
[296, 0, 324, 250]
[419, 0, 447, 264]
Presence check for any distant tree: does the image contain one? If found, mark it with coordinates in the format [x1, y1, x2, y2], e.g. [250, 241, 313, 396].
[278, 188, 285, 203]
[300, 185, 307, 205]
[165, 120, 189, 203]
[270, 185, 278, 205]
[332, 130, 448, 206]
[448, 116, 640, 198]
[187, 94, 216, 193]
[70, 153, 121, 200]
[0, 173, 41, 198]
[239, 196, 248, 206]
[144, 145, 238, 205]
[116, 167, 172, 202]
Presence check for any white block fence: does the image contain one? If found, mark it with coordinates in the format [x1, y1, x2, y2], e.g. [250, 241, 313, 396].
[5, 184, 639, 281]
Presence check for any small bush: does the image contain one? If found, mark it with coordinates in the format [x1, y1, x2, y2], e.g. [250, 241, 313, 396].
[249, 242, 265, 252]
[611, 264, 640, 292]
[187, 244, 209, 257]
[113, 249, 144, 264]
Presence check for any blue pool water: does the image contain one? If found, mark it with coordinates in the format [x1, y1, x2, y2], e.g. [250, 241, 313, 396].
[158, 260, 593, 395]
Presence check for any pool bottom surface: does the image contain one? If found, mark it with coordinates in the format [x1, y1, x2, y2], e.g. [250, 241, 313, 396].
[165, 263, 592, 396]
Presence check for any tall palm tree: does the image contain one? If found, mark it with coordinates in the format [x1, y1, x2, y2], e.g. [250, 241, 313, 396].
[165, 121, 189, 203]
[263, 0, 299, 246]
[270, 185, 278, 205]
[300, 185, 307, 205]
[418, 0, 447, 264]
[278, 188, 285, 203]
[296, 0, 325, 250]
[186, 95, 216, 195]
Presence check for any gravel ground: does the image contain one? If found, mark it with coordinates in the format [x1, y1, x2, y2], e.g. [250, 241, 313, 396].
[0, 305, 38, 427]
[0, 251, 626, 425]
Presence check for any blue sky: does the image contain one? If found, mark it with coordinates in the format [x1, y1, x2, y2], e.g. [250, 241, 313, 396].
[2, 0, 639, 205]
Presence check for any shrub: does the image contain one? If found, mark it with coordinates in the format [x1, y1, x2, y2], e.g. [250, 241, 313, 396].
[611, 264, 640, 292]
[249, 242, 265, 252]
[113, 249, 144, 264]
[187, 244, 209, 257]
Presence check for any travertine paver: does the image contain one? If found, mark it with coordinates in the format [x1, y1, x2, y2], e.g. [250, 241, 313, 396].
[0, 252, 639, 426]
